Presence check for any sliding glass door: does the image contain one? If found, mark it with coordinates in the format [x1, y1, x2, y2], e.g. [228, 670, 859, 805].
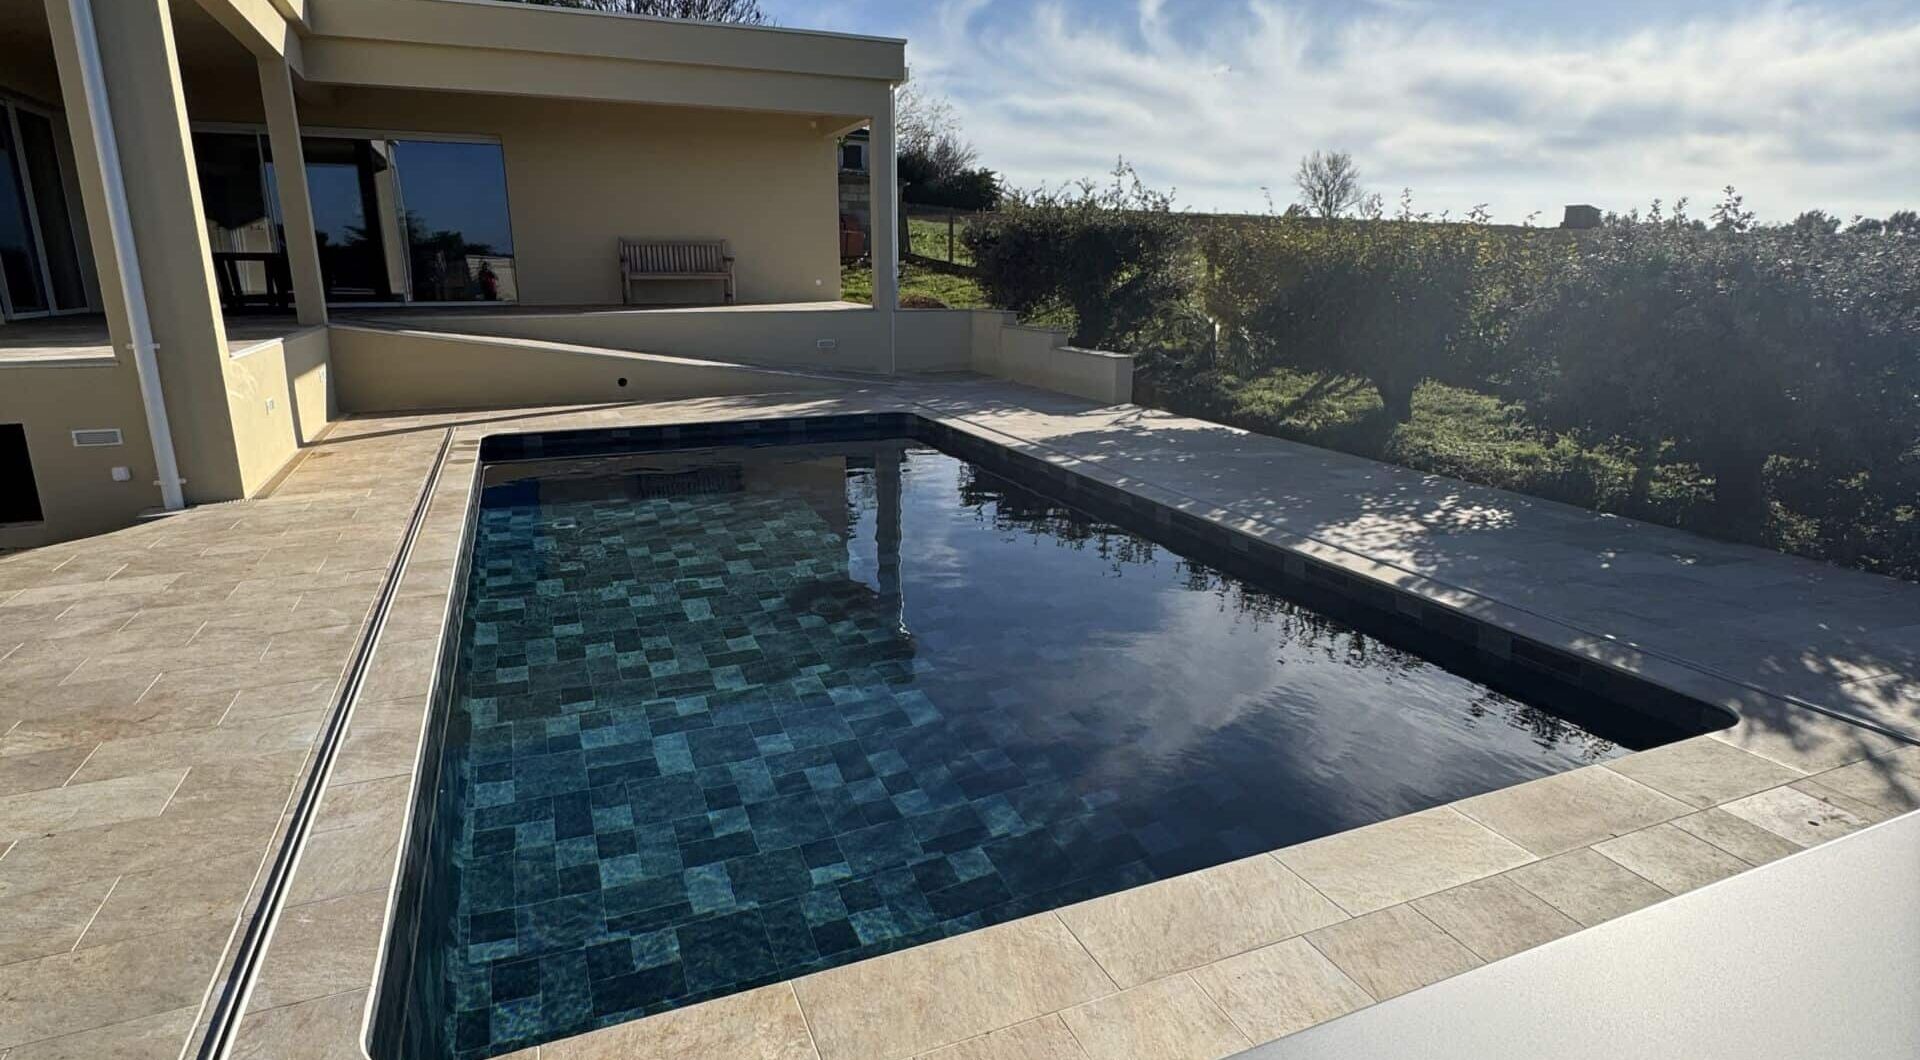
[0, 100, 91, 321]
[192, 127, 517, 308]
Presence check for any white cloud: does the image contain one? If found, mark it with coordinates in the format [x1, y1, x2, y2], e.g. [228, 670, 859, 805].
[903, 1, 1920, 221]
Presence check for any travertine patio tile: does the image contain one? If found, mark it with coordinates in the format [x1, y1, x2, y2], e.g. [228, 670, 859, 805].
[1711, 707, 1904, 773]
[542, 982, 816, 1060]
[1454, 765, 1690, 856]
[247, 890, 388, 1012]
[313, 774, 412, 836]
[66, 711, 323, 785]
[0, 768, 187, 844]
[0, 916, 229, 1050]
[0, 573, 181, 610]
[1304, 905, 1482, 1001]
[1669, 808, 1802, 866]
[0, 878, 113, 965]
[131, 655, 344, 700]
[285, 817, 401, 906]
[1593, 823, 1749, 894]
[1409, 875, 1579, 962]
[4, 1004, 198, 1060]
[161, 750, 307, 823]
[81, 850, 262, 949]
[0, 746, 94, 798]
[792, 914, 1113, 1060]
[1058, 974, 1249, 1060]
[1792, 758, 1920, 818]
[1785, 778, 1902, 825]
[1869, 744, 1920, 780]
[1501, 848, 1670, 927]
[914, 1016, 1088, 1060]
[0, 688, 238, 758]
[64, 626, 266, 677]
[230, 989, 368, 1060]
[1721, 785, 1871, 847]
[1188, 936, 1373, 1044]
[354, 635, 442, 703]
[1604, 736, 1803, 809]
[222, 677, 341, 725]
[1058, 854, 1347, 987]
[1273, 807, 1535, 916]
[328, 718, 424, 786]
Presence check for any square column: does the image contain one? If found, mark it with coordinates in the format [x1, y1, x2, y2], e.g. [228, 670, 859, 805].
[257, 55, 326, 325]
[867, 86, 899, 370]
[43, 0, 245, 503]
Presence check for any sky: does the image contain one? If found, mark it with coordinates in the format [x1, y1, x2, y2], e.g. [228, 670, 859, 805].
[760, 0, 1920, 222]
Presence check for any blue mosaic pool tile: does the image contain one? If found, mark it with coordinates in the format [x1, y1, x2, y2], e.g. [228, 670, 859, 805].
[422, 444, 1637, 1060]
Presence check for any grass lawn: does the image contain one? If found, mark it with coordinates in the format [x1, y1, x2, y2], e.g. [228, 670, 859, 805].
[1139, 363, 1712, 525]
[1140, 363, 1920, 580]
[904, 215, 976, 266]
[841, 263, 990, 309]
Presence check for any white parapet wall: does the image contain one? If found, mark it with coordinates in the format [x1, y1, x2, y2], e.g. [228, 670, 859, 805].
[331, 304, 1134, 405]
[968, 315, 1134, 405]
[328, 325, 852, 414]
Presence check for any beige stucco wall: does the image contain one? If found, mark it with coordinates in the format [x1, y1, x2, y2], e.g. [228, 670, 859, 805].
[0, 361, 162, 548]
[328, 325, 846, 414]
[225, 326, 334, 495]
[186, 86, 844, 308]
[351, 305, 1012, 375]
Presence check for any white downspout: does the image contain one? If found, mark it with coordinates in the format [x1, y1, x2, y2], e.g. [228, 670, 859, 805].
[63, 0, 185, 511]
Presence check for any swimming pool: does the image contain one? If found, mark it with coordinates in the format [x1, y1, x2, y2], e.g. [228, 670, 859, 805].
[375, 418, 1724, 1059]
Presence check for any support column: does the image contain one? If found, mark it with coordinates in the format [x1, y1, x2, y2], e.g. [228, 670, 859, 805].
[43, 0, 244, 504]
[868, 86, 899, 373]
[258, 55, 325, 325]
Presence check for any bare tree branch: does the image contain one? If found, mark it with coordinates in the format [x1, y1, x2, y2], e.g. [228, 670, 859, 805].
[523, 0, 770, 24]
[1293, 150, 1366, 219]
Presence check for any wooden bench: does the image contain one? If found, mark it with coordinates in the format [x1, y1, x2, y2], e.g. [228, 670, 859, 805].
[619, 238, 735, 305]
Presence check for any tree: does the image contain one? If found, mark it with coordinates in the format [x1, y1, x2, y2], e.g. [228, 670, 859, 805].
[524, 0, 768, 22]
[964, 162, 1191, 350]
[1790, 209, 1841, 236]
[893, 82, 1000, 210]
[1293, 150, 1366, 219]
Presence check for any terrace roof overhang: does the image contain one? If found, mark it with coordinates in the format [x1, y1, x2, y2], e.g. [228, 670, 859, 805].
[293, 0, 905, 122]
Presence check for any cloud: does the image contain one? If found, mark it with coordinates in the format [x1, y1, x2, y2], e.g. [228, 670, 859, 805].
[902, 0, 1920, 221]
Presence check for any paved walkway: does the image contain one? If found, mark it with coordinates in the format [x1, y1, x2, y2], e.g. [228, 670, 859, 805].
[0, 423, 440, 1058]
[920, 387, 1920, 744]
[1, 379, 1915, 1059]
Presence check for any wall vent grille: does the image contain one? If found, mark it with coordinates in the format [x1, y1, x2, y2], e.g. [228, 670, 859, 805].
[71, 428, 124, 448]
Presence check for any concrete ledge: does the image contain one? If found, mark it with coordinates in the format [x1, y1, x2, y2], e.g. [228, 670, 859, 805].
[327, 324, 851, 414]
[1240, 809, 1920, 1060]
[973, 322, 1134, 405]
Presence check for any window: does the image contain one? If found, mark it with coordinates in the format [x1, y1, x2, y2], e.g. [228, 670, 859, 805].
[192, 129, 518, 306]
[390, 140, 516, 302]
[840, 141, 866, 172]
[0, 100, 91, 321]
[0, 424, 44, 524]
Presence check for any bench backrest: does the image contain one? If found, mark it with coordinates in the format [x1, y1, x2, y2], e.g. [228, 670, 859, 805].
[620, 239, 730, 274]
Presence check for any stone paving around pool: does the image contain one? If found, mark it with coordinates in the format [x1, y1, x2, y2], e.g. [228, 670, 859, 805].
[3, 381, 1918, 1060]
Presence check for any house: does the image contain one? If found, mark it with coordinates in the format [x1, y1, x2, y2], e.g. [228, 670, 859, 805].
[2, 0, 1109, 551]
[838, 126, 874, 259]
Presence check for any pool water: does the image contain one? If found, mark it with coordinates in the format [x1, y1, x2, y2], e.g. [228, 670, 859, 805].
[417, 437, 1657, 1058]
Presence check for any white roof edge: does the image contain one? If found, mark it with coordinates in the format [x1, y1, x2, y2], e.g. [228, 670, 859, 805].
[397, 0, 908, 47]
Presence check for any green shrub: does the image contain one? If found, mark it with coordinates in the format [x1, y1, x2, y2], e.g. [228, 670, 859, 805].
[1201, 218, 1554, 422]
[1507, 222, 1920, 529]
[963, 164, 1193, 350]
